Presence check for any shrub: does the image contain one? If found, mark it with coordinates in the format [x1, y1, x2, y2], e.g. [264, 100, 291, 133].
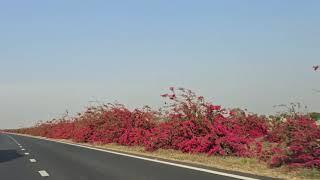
[5, 87, 319, 170]
[266, 116, 320, 168]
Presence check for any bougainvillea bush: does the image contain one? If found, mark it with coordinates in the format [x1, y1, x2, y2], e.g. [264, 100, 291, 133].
[265, 116, 320, 168]
[7, 87, 320, 169]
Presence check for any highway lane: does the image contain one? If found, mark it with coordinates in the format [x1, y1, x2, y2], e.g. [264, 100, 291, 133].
[0, 132, 272, 180]
[0, 133, 42, 180]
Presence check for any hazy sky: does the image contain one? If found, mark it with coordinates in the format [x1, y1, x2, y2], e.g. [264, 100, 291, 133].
[1, 1, 319, 128]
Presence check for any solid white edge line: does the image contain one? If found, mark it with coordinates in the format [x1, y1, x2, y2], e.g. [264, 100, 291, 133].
[29, 159, 37, 163]
[64, 143, 259, 180]
[7, 133, 260, 180]
[38, 170, 49, 177]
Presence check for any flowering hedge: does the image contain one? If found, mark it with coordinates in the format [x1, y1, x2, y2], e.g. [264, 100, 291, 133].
[265, 116, 320, 168]
[7, 88, 320, 169]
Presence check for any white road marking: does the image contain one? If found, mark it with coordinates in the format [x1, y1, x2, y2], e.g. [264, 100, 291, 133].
[29, 159, 37, 163]
[21, 148, 26, 151]
[38, 170, 49, 177]
[6, 133, 260, 180]
[24, 152, 30, 155]
[6, 135, 21, 146]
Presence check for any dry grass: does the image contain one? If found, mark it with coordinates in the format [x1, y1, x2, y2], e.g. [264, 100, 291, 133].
[14, 133, 320, 180]
[91, 143, 320, 180]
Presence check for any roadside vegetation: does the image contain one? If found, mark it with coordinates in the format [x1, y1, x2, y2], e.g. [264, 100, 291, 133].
[5, 86, 320, 179]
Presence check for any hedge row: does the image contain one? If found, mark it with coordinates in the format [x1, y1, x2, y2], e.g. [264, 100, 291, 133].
[7, 88, 320, 169]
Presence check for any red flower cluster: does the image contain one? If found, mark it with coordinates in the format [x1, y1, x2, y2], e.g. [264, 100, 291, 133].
[7, 87, 320, 170]
[265, 116, 320, 168]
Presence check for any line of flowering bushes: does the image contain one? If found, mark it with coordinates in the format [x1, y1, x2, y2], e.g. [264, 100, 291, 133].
[6, 87, 320, 169]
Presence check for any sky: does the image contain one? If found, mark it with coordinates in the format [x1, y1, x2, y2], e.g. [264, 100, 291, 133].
[1, 0, 319, 128]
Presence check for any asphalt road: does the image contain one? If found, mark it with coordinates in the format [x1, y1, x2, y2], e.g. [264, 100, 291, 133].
[0, 132, 272, 180]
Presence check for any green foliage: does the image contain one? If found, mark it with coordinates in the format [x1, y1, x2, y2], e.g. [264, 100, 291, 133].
[310, 112, 320, 121]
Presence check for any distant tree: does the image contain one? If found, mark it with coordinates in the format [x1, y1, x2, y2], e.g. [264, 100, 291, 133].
[310, 112, 320, 121]
[273, 102, 308, 118]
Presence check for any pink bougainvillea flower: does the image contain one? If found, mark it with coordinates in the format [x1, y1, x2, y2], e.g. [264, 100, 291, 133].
[210, 105, 221, 111]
